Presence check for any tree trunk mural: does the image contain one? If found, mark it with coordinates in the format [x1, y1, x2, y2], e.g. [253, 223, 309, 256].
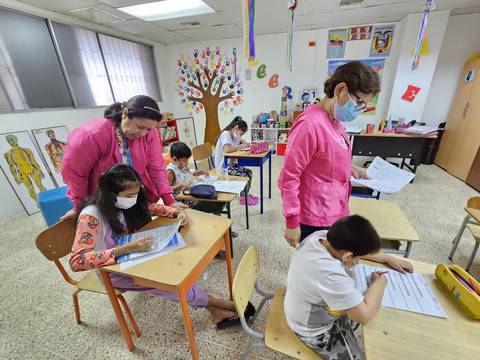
[176, 47, 244, 145]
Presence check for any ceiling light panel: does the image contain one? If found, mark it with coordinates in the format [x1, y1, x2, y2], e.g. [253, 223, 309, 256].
[118, 0, 215, 21]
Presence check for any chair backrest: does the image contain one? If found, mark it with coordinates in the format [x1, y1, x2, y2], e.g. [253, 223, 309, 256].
[36, 217, 77, 261]
[467, 196, 480, 210]
[232, 246, 260, 315]
[192, 143, 214, 170]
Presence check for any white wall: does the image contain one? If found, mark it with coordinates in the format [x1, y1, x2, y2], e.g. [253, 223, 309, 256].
[0, 1, 171, 222]
[422, 13, 480, 126]
[386, 10, 451, 124]
[166, 21, 402, 143]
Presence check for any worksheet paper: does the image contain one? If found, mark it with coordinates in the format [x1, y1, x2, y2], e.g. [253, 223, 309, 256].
[192, 175, 218, 185]
[352, 264, 447, 318]
[351, 156, 415, 193]
[117, 221, 184, 263]
[191, 177, 247, 194]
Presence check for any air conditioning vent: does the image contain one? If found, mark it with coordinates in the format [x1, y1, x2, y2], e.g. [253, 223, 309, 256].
[70, 7, 126, 24]
[339, 0, 365, 9]
[179, 21, 201, 26]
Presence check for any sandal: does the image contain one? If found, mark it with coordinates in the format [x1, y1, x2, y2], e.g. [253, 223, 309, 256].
[216, 302, 256, 330]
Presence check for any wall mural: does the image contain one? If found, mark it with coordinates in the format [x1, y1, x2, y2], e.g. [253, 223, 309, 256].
[176, 47, 245, 144]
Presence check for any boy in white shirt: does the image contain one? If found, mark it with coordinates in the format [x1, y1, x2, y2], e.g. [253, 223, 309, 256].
[284, 215, 413, 360]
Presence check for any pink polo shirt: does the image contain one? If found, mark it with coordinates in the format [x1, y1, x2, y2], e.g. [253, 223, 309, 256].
[278, 105, 352, 228]
[62, 117, 174, 209]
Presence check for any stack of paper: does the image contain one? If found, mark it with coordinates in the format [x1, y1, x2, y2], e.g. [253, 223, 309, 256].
[352, 264, 447, 318]
[351, 157, 415, 193]
[404, 125, 439, 136]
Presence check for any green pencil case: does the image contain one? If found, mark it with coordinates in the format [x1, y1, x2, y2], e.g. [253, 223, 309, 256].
[435, 264, 480, 319]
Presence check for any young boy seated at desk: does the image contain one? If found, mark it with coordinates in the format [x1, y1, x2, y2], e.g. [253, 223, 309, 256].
[285, 215, 413, 360]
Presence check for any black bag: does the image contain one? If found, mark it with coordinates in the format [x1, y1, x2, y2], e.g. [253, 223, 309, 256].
[184, 184, 218, 199]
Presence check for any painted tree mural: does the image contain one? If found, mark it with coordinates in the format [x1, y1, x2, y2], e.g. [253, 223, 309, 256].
[176, 47, 244, 144]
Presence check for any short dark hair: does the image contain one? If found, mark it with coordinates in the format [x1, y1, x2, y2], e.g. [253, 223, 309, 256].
[104, 95, 162, 126]
[327, 215, 381, 257]
[324, 61, 381, 99]
[170, 142, 192, 160]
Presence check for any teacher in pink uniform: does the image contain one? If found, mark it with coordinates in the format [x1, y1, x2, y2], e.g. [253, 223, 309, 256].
[278, 61, 381, 247]
[62, 95, 187, 213]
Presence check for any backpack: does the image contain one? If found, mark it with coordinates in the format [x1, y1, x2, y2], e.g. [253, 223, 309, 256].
[184, 184, 218, 199]
[250, 142, 269, 154]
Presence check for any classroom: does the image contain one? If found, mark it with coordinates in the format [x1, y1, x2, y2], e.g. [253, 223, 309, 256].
[1, 0, 480, 359]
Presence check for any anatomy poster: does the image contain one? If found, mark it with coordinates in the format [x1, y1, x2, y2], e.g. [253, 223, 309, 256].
[370, 25, 394, 57]
[0, 131, 56, 215]
[32, 126, 68, 187]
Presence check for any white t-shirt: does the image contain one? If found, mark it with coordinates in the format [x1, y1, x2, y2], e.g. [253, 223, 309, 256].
[284, 230, 364, 337]
[214, 130, 241, 174]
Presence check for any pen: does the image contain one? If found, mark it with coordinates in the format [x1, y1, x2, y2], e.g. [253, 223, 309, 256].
[378, 271, 388, 275]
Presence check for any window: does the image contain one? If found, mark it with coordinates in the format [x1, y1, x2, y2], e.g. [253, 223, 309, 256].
[0, 8, 73, 111]
[98, 34, 161, 102]
[51, 22, 114, 107]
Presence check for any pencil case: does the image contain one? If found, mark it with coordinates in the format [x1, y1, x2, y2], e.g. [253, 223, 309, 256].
[435, 264, 480, 319]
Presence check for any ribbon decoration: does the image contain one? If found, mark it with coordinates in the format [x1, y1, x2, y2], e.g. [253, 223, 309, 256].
[243, 0, 256, 65]
[233, 48, 238, 82]
[287, 0, 297, 71]
[411, 0, 436, 71]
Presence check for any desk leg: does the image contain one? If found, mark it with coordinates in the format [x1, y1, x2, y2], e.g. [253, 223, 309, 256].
[245, 184, 250, 229]
[405, 242, 412, 258]
[226, 202, 233, 258]
[268, 152, 272, 199]
[224, 231, 234, 296]
[260, 160, 264, 214]
[178, 288, 199, 360]
[99, 271, 135, 351]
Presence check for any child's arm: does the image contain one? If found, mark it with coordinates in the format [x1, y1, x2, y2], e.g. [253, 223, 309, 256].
[223, 143, 248, 153]
[345, 272, 387, 325]
[361, 253, 414, 274]
[167, 168, 189, 192]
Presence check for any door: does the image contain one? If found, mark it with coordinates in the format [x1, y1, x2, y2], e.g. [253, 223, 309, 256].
[435, 59, 480, 169]
[467, 147, 480, 191]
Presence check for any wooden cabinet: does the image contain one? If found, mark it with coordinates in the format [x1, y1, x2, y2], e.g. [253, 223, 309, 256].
[435, 57, 480, 189]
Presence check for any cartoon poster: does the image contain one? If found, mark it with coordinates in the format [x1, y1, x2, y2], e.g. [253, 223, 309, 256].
[348, 26, 373, 41]
[176, 117, 198, 149]
[32, 126, 68, 187]
[327, 29, 347, 59]
[0, 131, 57, 215]
[327, 59, 385, 115]
[370, 25, 395, 57]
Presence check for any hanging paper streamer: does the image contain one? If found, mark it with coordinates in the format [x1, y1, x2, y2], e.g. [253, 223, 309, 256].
[287, 0, 297, 71]
[233, 48, 238, 82]
[243, 0, 256, 65]
[411, 0, 436, 71]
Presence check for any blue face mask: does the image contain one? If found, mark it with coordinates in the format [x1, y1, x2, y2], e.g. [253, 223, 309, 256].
[333, 94, 363, 122]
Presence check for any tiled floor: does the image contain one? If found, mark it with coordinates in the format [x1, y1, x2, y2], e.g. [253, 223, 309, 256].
[1, 157, 478, 359]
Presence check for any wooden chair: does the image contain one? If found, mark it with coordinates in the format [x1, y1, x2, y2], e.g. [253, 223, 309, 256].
[35, 218, 141, 336]
[192, 143, 214, 172]
[232, 246, 322, 360]
[449, 196, 480, 271]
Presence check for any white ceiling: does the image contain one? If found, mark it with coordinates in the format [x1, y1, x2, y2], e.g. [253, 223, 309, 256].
[18, 0, 480, 44]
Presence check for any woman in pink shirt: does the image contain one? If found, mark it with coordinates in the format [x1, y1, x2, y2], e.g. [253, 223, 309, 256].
[278, 61, 381, 247]
[62, 95, 187, 216]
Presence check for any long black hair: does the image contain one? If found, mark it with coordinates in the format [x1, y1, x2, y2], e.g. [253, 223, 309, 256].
[216, 116, 248, 143]
[104, 95, 162, 126]
[76, 164, 151, 237]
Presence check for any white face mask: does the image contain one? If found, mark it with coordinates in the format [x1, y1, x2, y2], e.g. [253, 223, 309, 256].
[115, 195, 138, 209]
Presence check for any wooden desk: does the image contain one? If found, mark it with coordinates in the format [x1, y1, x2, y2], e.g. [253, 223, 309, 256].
[363, 258, 480, 360]
[223, 147, 272, 214]
[349, 197, 419, 257]
[99, 210, 233, 359]
[350, 131, 437, 174]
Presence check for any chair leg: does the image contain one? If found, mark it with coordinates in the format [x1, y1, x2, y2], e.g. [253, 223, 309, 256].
[449, 215, 470, 260]
[73, 290, 81, 324]
[240, 341, 265, 360]
[466, 242, 479, 272]
[118, 294, 141, 337]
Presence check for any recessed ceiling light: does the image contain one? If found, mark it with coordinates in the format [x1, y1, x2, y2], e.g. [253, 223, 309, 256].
[118, 0, 215, 21]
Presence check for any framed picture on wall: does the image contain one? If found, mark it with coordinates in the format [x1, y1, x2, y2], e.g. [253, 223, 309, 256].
[0, 131, 57, 215]
[176, 117, 198, 149]
[32, 126, 68, 187]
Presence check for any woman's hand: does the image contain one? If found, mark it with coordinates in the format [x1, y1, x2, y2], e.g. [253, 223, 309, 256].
[351, 166, 369, 179]
[385, 256, 414, 274]
[178, 211, 188, 227]
[285, 227, 301, 248]
[171, 201, 189, 210]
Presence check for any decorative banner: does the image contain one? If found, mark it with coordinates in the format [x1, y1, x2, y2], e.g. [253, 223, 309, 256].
[327, 59, 385, 115]
[233, 47, 238, 82]
[285, 86, 293, 99]
[256, 64, 267, 79]
[175, 47, 245, 144]
[401, 85, 421, 102]
[348, 26, 373, 41]
[287, 0, 297, 71]
[370, 25, 395, 57]
[268, 74, 279, 88]
[327, 28, 347, 59]
[243, 0, 256, 65]
[280, 86, 288, 122]
[411, 0, 436, 71]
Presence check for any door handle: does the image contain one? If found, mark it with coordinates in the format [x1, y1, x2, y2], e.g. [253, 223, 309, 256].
[462, 102, 470, 118]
